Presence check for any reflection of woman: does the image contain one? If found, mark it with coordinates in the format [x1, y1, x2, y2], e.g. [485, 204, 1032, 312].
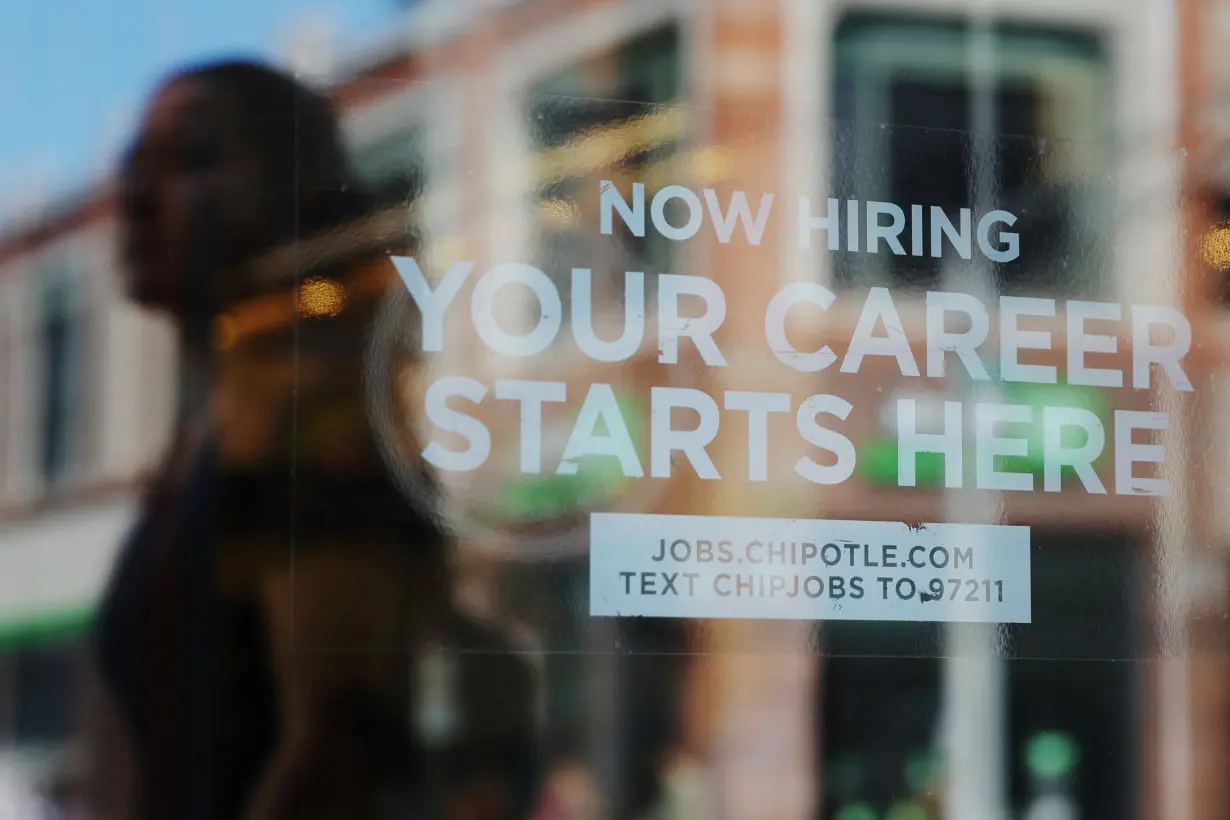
[90, 61, 537, 820]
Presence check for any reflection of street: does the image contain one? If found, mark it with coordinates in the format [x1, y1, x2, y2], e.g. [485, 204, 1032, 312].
[633, 751, 713, 820]
[0, 748, 84, 820]
[534, 760, 602, 820]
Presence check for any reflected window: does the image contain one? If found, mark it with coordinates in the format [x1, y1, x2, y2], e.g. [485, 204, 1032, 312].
[820, 532, 1140, 820]
[821, 626, 942, 818]
[38, 273, 85, 487]
[12, 640, 80, 746]
[832, 16, 1111, 296]
[527, 26, 684, 322]
[1005, 533, 1140, 819]
[355, 127, 425, 206]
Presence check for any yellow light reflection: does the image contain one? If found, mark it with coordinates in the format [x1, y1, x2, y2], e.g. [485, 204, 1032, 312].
[690, 146, 734, 183]
[1202, 224, 1230, 270]
[213, 315, 238, 350]
[298, 277, 346, 317]
[539, 198, 577, 227]
[534, 108, 686, 186]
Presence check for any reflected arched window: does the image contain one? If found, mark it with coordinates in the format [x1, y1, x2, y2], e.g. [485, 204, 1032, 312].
[37, 270, 85, 488]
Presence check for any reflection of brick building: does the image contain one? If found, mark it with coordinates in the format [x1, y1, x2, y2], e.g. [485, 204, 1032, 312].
[0, 0, 1222, 817]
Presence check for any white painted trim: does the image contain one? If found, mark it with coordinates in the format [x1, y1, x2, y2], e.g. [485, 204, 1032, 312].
[420, 76, 467, 262]
[782, 0, 832, 288]
[2, 260, 36, 505]
[0, 496, 136, 625]
[329, 0, 480, 85]
[342, 81, 434, 151]
[831, 0, 1119, 28]
[495, 0, 686, 92]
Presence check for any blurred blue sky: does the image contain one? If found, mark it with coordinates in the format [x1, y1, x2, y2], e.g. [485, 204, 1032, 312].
[1, 0, 400, 210]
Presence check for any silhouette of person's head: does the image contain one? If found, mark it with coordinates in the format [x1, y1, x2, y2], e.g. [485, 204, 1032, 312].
[119, 60, 369, 316]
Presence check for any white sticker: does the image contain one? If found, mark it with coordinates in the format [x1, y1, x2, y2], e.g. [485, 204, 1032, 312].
[589, 514, 1031, 623]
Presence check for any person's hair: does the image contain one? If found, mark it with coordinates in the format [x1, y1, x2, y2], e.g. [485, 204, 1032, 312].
[163, 59, 373, 255]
